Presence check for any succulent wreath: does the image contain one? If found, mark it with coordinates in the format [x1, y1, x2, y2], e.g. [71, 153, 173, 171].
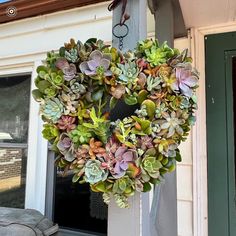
[32, 38, 198, 208]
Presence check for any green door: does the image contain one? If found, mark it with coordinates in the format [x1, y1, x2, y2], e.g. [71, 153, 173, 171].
[206, 32, 236, 236]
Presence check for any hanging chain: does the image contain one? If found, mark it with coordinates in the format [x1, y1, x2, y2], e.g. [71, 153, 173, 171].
[112, 23, 129, 51]
[119, 37, 124, 51]
[109, 0, 130, 51]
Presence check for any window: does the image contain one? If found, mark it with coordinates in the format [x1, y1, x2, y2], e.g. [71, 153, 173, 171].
[0, 74, 31, 208]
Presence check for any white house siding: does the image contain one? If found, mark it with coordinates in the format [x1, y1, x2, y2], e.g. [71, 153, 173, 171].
[0, 3, 195, 236]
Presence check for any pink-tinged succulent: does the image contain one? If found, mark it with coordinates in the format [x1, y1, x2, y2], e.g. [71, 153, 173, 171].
[136, 58, 148, 70]
[57, 115, 76, 132]
[137, 135, 154, 151]
[55, 58, 77, 81]
[110, 84, 126, 99]
[57, 133, 75, 162]
[113, 147, 136, 178]
[171, 64, 198, 97]
[79, 50, 112, 77]
[75, 145, 90, 160]
[97, 136, 119, 173]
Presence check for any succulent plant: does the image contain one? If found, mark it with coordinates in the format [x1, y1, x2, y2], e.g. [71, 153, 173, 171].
[34, 37, 199, 209]
[113, 147, 136, 178]
[44, 87, 57, 98]
[69, 79, 86, 94]
[137, 136, 154, 151]
[84, 160, 108, 184]
[42, 98, 64, 123]
[171, 63, 198, 97]
[88, 138, 106, 160]
[46, 72, 64, 87]
[147, 75, 161, 91]
[57, 115, 76, 132]
[158, 65, 172, 79]
[141, 154, 162, 181]
[57, 133, 75, 162]
[155, 103, 168, 118]
[79, 50, 112, 77]
[83, 108, 110, 143]
[42, 124, 59, 141]
[161, 111, 185, 138]
[75, 145, 90, 160]
[55, 58, 77, 81]
[65, 48, 78, 63]
[110, 84, 126, 99]
[59, 92, 79, 115]
[145, 41, 177, 67]
[69, 124, 93, 144]
[116, 61, 139, 86]
[112, 176, 135, 196]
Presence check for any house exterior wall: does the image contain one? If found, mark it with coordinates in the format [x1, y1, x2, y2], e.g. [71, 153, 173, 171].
[0, 2, 196, 236]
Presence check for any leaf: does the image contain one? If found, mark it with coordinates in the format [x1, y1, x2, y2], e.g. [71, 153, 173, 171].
[110, 97, 118, 110]
[59, 47, 66, 57]
[137, 90, 148, 104]
[143, 182, 152, 192]
[36, 65, 47, 74]
[85, 38, 97, 44]
[92, 89, 103, 101]
[32, 89, 43, 101]
[124, 95, 138, 105]
[175, 151, 182, 162]
[142, 99, 156, 119]
[115, 133, 125, 143]
[37, 80, 51, 93]
[92, 182, 107, 192]
[72, 174, 81, 183]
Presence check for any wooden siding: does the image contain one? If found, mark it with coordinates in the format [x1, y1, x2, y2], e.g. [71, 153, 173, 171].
[0, 0, 109, 24]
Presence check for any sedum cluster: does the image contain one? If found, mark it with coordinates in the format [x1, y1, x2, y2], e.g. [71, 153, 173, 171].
[33, 38, 198, 208]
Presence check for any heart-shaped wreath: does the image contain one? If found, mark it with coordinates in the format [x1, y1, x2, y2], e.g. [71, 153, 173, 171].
[33, 38, 198, 208]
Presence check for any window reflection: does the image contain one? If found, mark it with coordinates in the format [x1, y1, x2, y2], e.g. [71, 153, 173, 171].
[0, 75, 30, 143]
[0, 74, 31, 208]
[0, 147, 27, 208]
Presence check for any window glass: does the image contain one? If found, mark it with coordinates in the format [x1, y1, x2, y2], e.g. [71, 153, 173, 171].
[0, 75, 31, 208]
[54, 171, 107, 235]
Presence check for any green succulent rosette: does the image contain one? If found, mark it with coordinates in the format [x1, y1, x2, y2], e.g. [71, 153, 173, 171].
[33, 38, 199, 208]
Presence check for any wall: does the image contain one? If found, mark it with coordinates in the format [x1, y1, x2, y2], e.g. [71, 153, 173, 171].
[0, 3, 194, 236]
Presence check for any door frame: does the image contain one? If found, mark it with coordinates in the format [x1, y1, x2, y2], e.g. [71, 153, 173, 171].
[191, 22, 236, 236]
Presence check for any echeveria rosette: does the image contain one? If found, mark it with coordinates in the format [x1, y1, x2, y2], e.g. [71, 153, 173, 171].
[84, 160, 108, 184]
[57, 133, 75, 162]
[42, 98, 64, 123]
[113, 147, 137, 179]
[55, 58, 77, 81]
[57, 115, 76, 132]
[144, 41, 178, 67]
[79, 50, 112, 77]
[33, 38, 199, 209]
[141, 155, 162, 182]
[171, 63, 198, 97]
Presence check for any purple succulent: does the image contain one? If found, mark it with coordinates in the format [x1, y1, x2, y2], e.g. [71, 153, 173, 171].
[55, 58, 77, 81]
[113, 147, 136, 178]
[79, 50, 112, 77]
[171, 63, 198, 97]
[137, 136, 154, 150]
[57, 133, 75, 162]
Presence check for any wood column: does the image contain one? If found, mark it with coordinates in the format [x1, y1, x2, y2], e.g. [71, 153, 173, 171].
[148, 1, 178, 236]
[108, 1, 149, 236]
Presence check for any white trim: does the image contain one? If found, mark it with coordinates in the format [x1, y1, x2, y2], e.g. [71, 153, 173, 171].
[25, 60, 48, 213]
[191, 21, 236, 236]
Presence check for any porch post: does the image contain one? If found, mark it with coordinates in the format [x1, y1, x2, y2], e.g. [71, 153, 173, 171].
[108, 1, 149, 236]
[148, 0, 178, 236]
